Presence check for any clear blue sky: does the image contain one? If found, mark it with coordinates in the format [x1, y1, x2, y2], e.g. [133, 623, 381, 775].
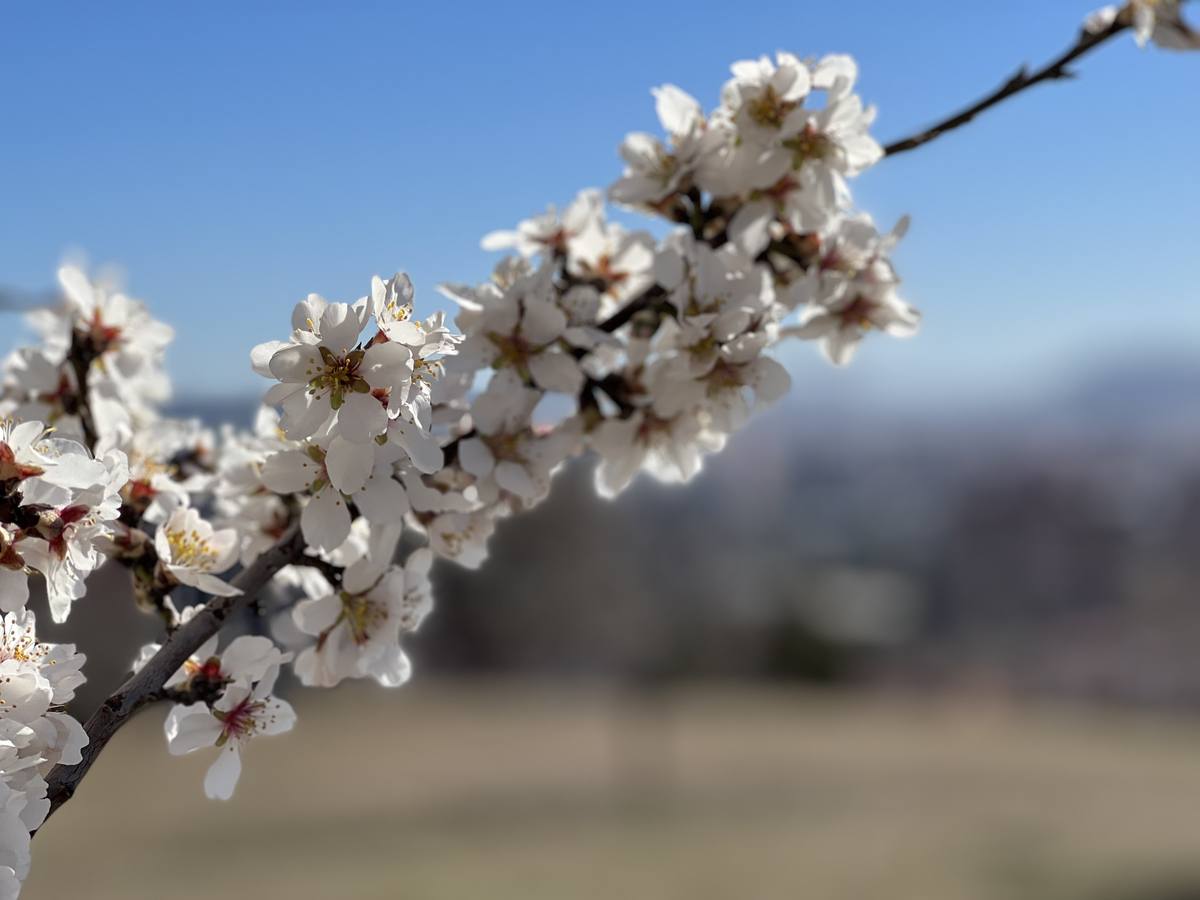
[2, 0, 1197, 410]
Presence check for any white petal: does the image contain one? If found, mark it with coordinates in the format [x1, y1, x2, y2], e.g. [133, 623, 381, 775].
[728, 200, 774, 258]
[457, 437, 494, 478]
[279, 390, 333, 441]
[325, 435, 375, 494]
[250, 340, 290, 378]
[268, 344, 322, 382]
[528, 352, 584, 395]
[371, 645, 412, 688]
[219, 636, 279, 683]
[188, 571, 243, 598]
[301, 488, 352, 552]
[261, 450, 319, 494]
[0, 570, 29, 613]
[318, 303, 364, 353]
[291, 294, 328, 333]
[204, 746, 242, 800]
[519, 299, 568, 345]
[293, 593, 342, 635]
[354, 471, 410, 524]
[257, 697, 296, 736]
[362, 341, 413, 392]
[494, 461, 538, 498]
[653, 84, 702, 135]
[389, 419, 444, 474]
[164, 704, 222, 755]
[335, 392, 388, 444]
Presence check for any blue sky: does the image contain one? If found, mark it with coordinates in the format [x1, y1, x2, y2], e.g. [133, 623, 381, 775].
[1, 0, 1197, 410]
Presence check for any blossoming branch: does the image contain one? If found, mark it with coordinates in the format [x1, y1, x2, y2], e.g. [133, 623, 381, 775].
[0, 3, 1193, 895]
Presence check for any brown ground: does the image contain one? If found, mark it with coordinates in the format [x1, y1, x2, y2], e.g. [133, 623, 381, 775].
[25, 682, 1200, 899]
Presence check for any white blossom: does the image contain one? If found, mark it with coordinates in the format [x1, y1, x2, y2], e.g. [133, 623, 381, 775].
[590, 409, 724, 499]
[449, 266, 585, 397]
[610, 85, 719, 208]
[9, 436, 128, 622]
[782, 214, 920, 365]
[292, 549, 433, 688]
[257, 296, 412, 445]
[154, 506, 241, 598]
[481, 189, 604, 258]
[565, 221, 656, 314]
[0, 609, 88, 897]
[163, 653, 294, 800]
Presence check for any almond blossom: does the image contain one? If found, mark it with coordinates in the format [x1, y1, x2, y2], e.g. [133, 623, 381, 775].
[259, 439, 411, 552]
[0, 610, 89, 893]
[449, 265, 585, 398]
[782, 214, 919, 365]
[565, 221, 657, 313]
[164, 660, 295, 800]
[589, 408, 725, 499]
[458, 387, 578, 503]
[7, 266, 175, 439]
[257, 296, 413, 445]
[481, 189, 603, 258]
[292, 550, 433, 688]
[5, 435, 128, 621]
[153, 506, 242, 598]
[610, 85, 718, 208]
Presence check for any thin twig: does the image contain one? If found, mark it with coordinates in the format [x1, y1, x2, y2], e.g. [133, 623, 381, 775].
[883, 16, 1127, 157]
[39, 523, 307, 827]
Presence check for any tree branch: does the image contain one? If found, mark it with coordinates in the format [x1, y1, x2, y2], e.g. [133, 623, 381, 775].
[39, 522, 307, 827]
[597, 285, 668, 333]
[883, 16, 1127, 157]
[64, 335, 100, 453]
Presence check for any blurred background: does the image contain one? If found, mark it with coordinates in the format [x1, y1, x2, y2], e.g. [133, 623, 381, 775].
[5, 1, 1200, 898]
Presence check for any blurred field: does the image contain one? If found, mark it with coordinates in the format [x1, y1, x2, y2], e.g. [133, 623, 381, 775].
[25, 682, 1200, 900]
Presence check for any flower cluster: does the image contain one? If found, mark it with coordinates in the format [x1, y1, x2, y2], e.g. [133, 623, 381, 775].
[424, 52, 913, 526]
[249, 280, 458, 553]
[1, 266, 173, 442]
[0, 419, 126, 621]
[0, 610, 88, 890]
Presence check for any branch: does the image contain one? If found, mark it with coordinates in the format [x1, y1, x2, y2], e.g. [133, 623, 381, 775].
[64, 335, 100, 452]
[883, 16, 1127, 157]
[39, 522, 307, 826]
[597, 284, 668, 333]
